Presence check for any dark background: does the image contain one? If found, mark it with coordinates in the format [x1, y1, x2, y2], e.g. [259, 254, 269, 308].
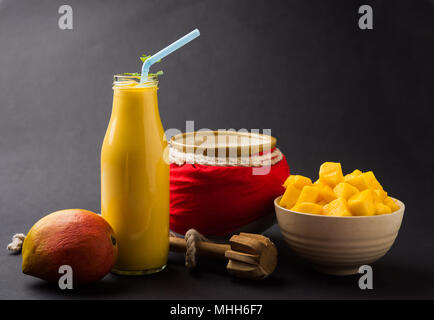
[1, 0, 433, 299]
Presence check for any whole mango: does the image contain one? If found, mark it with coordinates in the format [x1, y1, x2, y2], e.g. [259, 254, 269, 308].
[22, 209, 117, 285]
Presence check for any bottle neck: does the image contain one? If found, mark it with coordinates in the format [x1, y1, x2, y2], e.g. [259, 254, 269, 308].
[113, 74, 158, 89]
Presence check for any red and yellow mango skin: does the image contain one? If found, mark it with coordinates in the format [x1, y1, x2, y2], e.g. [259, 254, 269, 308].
[22, 209, 118, 285]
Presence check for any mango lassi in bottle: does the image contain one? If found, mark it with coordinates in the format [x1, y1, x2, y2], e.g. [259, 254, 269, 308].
[101, 75, 169, 275]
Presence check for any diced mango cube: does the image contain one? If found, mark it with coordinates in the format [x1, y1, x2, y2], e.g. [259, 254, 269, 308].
[282, 176, 290, 188]
[344, 169, 362, 183]
[283, 175, 312, 189]
[333, 182, 359, 200]
[318, 185, 337, 203]
[323, 198, 352, 216]
[318, 200, 328, 206]
[384, 197, 400, 212]
[319, 162, 344, 188]
[313, 179, 323, 185]
[280, 184, 301, 209]
[346, 172, 371, 191]
[297, 186, 321, 203]
[348, 190, 375, 216]
[375, 202, 392, 215]
[373, 189, 388, 202]
[291, 202, 323, 215]
[364, 171, 383, 190]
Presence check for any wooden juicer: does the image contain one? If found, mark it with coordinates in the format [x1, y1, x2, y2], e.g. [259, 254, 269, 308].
[170, 230, 278, 280]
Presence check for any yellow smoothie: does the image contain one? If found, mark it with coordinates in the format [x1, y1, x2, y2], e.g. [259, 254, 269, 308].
[101, 75, 169, 275]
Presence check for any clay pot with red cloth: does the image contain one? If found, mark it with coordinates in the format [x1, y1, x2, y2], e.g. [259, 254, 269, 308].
[169, 131, 290, 237]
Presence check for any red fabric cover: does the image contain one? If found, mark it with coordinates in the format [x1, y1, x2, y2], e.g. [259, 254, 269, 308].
[170, 152, 290, 236]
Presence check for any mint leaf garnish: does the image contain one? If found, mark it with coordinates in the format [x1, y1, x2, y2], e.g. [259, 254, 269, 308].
[124, 72, 140, 76]
[123, 71, 163, 77]
[151, 70, 164, 76]
[140, 54, 161, 63]
[123, 54, 164, 78]
[139, 54, 151, 63]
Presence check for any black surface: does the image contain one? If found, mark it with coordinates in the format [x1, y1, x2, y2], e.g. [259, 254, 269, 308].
[0, 0, 433, 299]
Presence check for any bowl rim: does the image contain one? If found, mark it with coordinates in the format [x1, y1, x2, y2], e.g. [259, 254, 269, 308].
[274, 195, 405, 219]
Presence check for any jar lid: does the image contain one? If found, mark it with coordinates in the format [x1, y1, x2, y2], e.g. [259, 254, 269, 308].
[169, 131, 277, 157]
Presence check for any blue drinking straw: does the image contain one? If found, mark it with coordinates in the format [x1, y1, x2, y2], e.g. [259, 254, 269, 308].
[140, 29, 200, 83]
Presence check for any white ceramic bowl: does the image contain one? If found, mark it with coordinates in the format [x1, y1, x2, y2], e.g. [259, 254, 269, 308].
[274, 196, 405, 275]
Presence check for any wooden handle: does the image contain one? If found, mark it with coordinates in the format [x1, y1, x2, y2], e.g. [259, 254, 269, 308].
[169, 236, 231, 260]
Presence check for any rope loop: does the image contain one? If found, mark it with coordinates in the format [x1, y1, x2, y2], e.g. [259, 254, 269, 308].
[184, 229, 209, 268]
[7, 233, 25, 253]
